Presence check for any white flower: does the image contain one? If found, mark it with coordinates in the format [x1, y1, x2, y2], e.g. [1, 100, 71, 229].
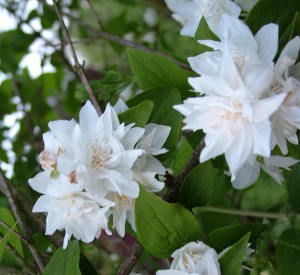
[165, 0, 241, 37]
[270, 36, 300, 154]
[133, 123, 171, 192]
[157, 241, 220, 275]
[32, 193, 111, 249]
[175, 47, 285, 180]
[106, 192, 136, 237]
[29, 171, 112, 248]
[234, 0, 258, 12]
[188, 15, 278, 75]
[58, 101, 144, 200]
[232, 155, 299, 189]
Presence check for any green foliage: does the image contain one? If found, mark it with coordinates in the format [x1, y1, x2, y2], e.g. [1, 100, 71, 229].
[127, 48, 192, 96]
[287, 162, 300, 212]
[43, 241, 81, 275]
[205, 223, 267, 253]
[179, 161, 214, 209]
[118, 100, 153, 127]
[0, 208, 23, 269]
[135, 187, 201, 258]
[127, 86, 182, 158]
[276, 228, 300, 275]
[219, 232, 251, 275]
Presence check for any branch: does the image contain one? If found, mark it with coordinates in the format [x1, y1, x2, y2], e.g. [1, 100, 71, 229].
[117, 138, 205, 275]
[52, 0, 102, 115]
[85, 0, 105, 30]
[0, 170, 44, 273]
[41, 1, 190, 71]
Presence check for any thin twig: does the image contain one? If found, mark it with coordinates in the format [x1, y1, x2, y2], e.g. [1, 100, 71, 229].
[117, 138, 205, 275]
[4, 241, 35, 274]
[202, 207, 300, 220]
[52, 0, 102, 115]
[0, 170, 44, 273]
[41, 1, 190, 71]
[85, 0, 105, 30]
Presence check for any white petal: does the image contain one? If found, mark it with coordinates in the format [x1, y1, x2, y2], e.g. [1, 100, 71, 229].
[255, 24, 278, 61]
[232, 160, 260, 189]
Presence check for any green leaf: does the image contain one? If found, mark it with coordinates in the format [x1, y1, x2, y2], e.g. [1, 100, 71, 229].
[118, 100, 154, 127]
[126, 86, 182, 157]
[79, 253, 98, 275]
[179, 162, 214, 209]
[135, 187, 201, 258]
[192, 17, 220, 56]
[127, 48, 192, 95]
[0, 221, 18, 261]
[0, 208, 23, 269]
[276, 228, 300, 275]
[219, 232, 251, 275]
[41, 5, 57, 29]
[43, 241, 81, 275]
[287, 162, 300, 212]
[205, 223, 267, 253]
[245, 0, 300, 51]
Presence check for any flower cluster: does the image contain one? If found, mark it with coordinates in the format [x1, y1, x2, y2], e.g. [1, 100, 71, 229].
[157, 241, 221, 275]
[170, 2, 300, 188]
[29, 101, 170, 248]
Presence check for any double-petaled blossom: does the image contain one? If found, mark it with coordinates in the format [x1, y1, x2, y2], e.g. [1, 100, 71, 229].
[269, 37, 300, 154]
[188, 14, 278, 76]
[165, 0, 241, 37]
[175, 45, 286, 181]
[157, 241, 221, 275]
[29, 100, 171, 246]
[29, 101, 146, 247]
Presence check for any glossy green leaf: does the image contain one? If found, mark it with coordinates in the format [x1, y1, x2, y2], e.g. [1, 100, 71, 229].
[179, 162, 214, 209]
[192, 17, 220, 56]
[205, 223, 267, 253]
[276, 228, 300, 275]
[135, 187, 201, 258]
[126, 86, 182, 157]
[127, 48, 191, 95]
[118, 100, 154, 127]
[287, 162, 300, 212]
[219, 232, 251, 275]
[43, 241, 81, 275]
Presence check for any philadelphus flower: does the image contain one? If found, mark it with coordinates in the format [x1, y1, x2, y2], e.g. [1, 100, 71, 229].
[165, 0, 241, 37]
[270, 37, 300, 154]
[188, 14, 278, 76]
[157, 241, 221, 275]
[29, 100, 171, 247]
[175, 46, 286, 181]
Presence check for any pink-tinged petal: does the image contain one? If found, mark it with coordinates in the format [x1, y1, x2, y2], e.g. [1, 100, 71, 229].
[255, 24, 278, 61]
[232, 160, 260, 189]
